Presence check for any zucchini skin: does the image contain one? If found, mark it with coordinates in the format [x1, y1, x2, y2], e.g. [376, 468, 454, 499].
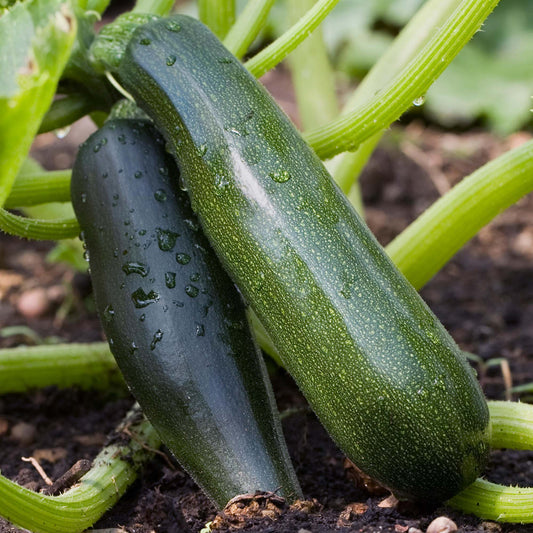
[71, 118, 302, 508]
[118, 16, 491, 503]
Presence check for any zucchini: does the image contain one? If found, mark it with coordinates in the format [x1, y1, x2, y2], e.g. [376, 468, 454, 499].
[70, 118, 302, 508]
[117, 15, 491, 503]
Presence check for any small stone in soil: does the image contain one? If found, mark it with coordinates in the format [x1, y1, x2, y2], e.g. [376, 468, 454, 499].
[10, 421, 37, 445]
[16, 287, 51, 318]
[426, 516, 458, 533]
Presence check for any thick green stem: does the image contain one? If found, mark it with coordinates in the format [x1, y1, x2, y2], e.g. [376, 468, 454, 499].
[132, 0, 174, 16]
[223, 0, 275, 59]
[305, 0, 500, 160]
[38, 94, 98, 134]
[245, 0, 340, 78]
[5, 170, 71, 208]
[287, 0, 338, 132]
[198, 0, 235, 39]
[448, 401, 533, 522]
[386, 139, 533, 290]
[332, 0, 462, 194]
[0, 404, 160, 533]
[0, 343, 123, 394]
[0, 208, 80, 240]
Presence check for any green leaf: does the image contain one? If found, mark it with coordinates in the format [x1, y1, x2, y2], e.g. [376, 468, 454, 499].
[0, 0, 77, 208]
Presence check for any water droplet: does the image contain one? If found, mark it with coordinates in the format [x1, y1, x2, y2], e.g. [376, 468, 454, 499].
[195, 323, 205, 336]
[184, 219, 200, 232]
[154, 189, 167, 202]
[185, 285, 199, 298]
[131, 287, 160, 308]
[214, 174, 230, 192]
[178, 175, 188, 191]
[166, 20, 181, 32]
[103, 304, 115, 322]
[122, 261, 149, 277]
[197, 143, 207, 157]
[156, 228, 179, 251]
[225, 126, 242, 136]
[176, 253, 191, 265]
[140, 37, 151, 45]
[189, 272, 200, 282]
[139, 313, 146, 322]
[165, 272, 176, 288]
[412, 95, 425, 107]
[159, 166, 169, 176]
[80, 192, 87, 203]
[218, 57, 233, 64]
[269, 170, 291, 183]
[134, 171, 143, 179]
[54, 126, 70, 139]
[166, 55, 176, 66]
[102, 172, 108, 179]
[129, 341, 138, 355]
[83, 249, 90, 262]
[117, 134, 127, 144]
[150, 329, 163, 350]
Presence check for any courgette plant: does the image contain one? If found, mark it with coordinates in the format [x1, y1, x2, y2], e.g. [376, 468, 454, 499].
[1, 0, 533, 531]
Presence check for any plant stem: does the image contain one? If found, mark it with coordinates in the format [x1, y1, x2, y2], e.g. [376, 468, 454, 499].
[5, 170, 71, 208]
[38, 93, 98, 134]
[198, 0, 235, 39]
[0, 208, 80, 240]
[489, 401, 533, 450]
[0, 404, 161, 533]
[223, 0, 275, 59]
[245, 0, 340, 78]
[386, 139, 533, 290]
[331, 0, 462, 194]
[448, 401, 533, 522]
[0, 343, 124, 394]
[287, 0, 338, 132]
[132, 0, 174, 16]
[305, 0, 500, 160]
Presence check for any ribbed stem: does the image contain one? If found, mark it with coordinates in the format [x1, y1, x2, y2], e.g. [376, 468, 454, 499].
[386, 139, 533, 290]
[449, 401, 533, 523]
[0, 208, 80, 240]
[305, 0, 500, 159]
[198, 0, 235, 39]
[223, 0, 275, 59]
[5, 170, 71, 208]
[0, 343, 123, 394]
[245, 0, 340, 78]
[0, 404, 161, 533]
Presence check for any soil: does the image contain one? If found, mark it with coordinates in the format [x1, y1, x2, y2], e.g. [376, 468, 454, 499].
[1, 77, 533, 532]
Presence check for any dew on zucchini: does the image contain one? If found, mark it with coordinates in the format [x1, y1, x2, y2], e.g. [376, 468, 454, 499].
[122, 261, 149, 277]
[156, 227, 179, 251]
[154, 189, 167, 202]
[185, 285, 199, 298]
[131, 287, 159, 307]
[165, 272, 176, 288]
[176, 252, 191, 265]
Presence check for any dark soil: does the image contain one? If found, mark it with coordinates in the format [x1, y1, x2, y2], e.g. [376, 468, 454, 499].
[1, 111, 533, 531]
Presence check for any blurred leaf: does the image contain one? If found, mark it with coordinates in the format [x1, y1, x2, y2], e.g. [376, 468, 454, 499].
[425, 0, 533, 134]
[0, 0, 76, 208]
[325, 0, 532, 133]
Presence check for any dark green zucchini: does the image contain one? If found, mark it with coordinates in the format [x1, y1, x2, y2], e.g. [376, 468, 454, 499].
[70, 118, 302, 508]
[116, 15, 491, 503]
